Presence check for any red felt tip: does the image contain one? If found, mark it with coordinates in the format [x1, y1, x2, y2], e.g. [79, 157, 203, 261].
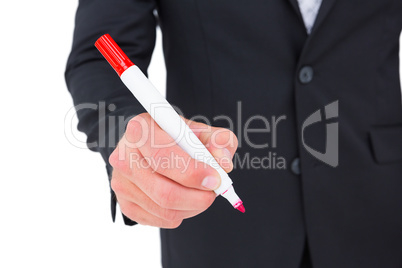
[236, 204, 246, 213]
[95, 34, 134, 76]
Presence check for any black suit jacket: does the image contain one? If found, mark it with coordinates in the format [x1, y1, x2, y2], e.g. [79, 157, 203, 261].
[65, 0, 402, 267]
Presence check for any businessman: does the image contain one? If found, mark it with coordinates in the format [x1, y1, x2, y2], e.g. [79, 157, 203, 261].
[65, 0, 402, 267]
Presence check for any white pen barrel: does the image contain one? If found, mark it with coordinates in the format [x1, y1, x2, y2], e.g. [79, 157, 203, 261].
[120, 66, 232, 194]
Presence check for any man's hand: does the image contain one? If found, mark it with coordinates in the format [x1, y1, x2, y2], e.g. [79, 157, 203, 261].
[109, 113, 238, 228]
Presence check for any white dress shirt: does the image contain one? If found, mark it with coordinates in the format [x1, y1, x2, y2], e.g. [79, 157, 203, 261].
[297, 0, 323, 34]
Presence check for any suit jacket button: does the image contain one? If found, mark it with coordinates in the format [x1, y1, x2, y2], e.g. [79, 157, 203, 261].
[291, 158, 301, 175]
[299, 66, 314, 84]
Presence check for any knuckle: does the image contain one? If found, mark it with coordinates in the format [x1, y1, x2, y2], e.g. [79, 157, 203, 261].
[119, 203, 148, 226]
[119, 202, 134, 220]
[217, 129, 238, 148]
[126, 117, 142, 134]
[158, 186, 178, 209]
[109, 149, 130, 173]
[161, 208, 180, 222]
[110, 174, 131, 197]
[150, 148, 171, 174]
[150, 147, 164, 161]
[108, 149, 118, 168]
[126, 113, 150, 141]
[132, 113, 150, 123]
[119, 203, 128, 215]
[138, 112, 151, 119]
[110, 176, 122, 193]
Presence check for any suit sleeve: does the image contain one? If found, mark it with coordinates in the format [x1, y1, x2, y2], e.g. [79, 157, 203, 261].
[65, 0, 157, 225]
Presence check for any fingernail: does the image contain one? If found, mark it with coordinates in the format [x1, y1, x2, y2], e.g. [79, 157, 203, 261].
[221, 148, 233, 169]
[223, 148, 232, 160]
[202, 176, 220, 190]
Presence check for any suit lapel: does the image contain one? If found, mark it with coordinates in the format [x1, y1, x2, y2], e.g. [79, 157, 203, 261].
[287, 0, 304, 23]
[310, 0, 337, 35]
[287, 0, 338, 36]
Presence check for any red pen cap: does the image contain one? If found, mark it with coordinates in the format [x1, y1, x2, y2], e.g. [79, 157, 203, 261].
[95, 34, 134, 76]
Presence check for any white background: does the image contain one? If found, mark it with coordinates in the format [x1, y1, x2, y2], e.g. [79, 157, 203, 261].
[1, 1, 163, 267]
[0, 1, 401, 268]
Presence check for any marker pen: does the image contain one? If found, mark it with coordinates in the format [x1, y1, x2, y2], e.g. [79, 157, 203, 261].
[95, 34, 245, 213]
